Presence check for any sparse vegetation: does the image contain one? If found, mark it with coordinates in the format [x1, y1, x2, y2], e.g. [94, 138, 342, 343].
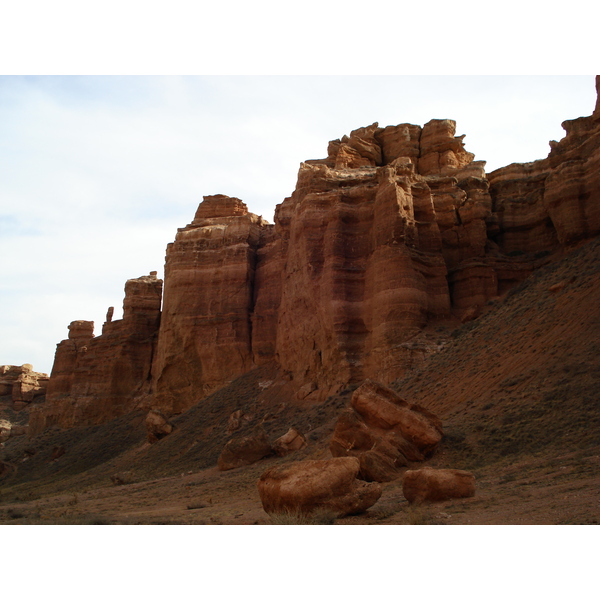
[269, 509, 337, 525]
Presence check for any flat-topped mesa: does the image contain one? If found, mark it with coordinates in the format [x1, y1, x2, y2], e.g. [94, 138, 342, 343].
[29, 272, 163, 436]
[151, 195, 273, 415]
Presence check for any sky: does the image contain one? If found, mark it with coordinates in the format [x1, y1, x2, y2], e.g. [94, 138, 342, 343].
[2, 3, 598, 595]
[1, 74, 598, 374]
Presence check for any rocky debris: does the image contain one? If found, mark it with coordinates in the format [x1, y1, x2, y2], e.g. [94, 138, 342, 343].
[257, 456, 382, 518]
[146, 410, 173, 444]
[0, 419, 11, 443]
[217, 426, 273, 471]
[0, 364, 49, 405]
[272, 427, 307, 456]
[227, 409, 254, 434]
[402, 467, 476, 503]
[330, 380, 443, 482]
[29, 273, 162, 436]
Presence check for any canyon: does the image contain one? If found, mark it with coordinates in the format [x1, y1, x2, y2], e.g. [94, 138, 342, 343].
[1, 77, 599, 525]
[25, 76, 600, 434]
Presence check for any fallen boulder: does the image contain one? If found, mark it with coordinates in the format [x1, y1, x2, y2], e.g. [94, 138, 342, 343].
[329, 380, 443, 482]
[351, 380, 443, 455]
[146, 409, 173, 444]
[257, 456, 382, 518]
[227, 409, 253, 434]
[217, 426, 272, 471]
[402, 467, 476, 503]
[272, 427, 307, 456]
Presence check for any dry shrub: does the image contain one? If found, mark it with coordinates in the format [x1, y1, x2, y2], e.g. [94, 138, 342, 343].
[269, 509, 336, 525]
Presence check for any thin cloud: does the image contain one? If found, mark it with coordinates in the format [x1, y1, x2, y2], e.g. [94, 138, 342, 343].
[0, 75, 596, 373]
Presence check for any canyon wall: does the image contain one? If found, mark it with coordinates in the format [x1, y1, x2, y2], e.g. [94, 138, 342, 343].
[32, 77, 600, 431]
[28, 273, 162, 435]
[150, 195, 271, 414]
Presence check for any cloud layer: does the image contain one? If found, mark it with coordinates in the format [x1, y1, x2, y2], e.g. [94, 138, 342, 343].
[0, 75, 596, 373]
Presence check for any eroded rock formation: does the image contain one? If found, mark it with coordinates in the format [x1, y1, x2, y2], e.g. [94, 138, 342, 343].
[402, 467, 476, 503]
[151, 196, 271, 414]
[217, 426, 272, 471]
[0, 364, 49, 407]
[29, 273, 162, 435]
[33, 77, 600, 434]
[257, 456, 382, 517]
[329, 380, 443, 482]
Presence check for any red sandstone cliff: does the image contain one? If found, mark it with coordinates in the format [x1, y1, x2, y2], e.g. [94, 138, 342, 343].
[28, 273, 162, 435]
[31, 76, 600, 432]
[150, 196, 271, 414]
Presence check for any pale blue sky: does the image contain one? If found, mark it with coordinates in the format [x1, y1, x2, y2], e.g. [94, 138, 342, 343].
[2, 2, 596, 592]
[1, 75, 597, 373]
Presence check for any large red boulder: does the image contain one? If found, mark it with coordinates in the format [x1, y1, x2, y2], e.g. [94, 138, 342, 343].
[330, 381, 443, 482]
[402, 467, 476, 503]
[257, 457, 382, 518]
[351, 380, 443, 454]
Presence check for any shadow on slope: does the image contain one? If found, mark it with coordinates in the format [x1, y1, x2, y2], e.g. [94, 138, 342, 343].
[393, 234, 600, 470]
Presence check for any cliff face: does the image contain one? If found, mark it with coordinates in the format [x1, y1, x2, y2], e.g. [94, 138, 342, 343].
[33, 77, 600, 431]
[28, 273, 162, 435]
[0, 364, 48, 407]
[150, 195, 271, 414]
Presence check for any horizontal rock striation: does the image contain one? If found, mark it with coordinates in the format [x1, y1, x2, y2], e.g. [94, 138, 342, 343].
[29, 273, 162, 435]
[33, 77, 600, 433]
[151, 196, 271, 414]
[0, 364, 49, 407]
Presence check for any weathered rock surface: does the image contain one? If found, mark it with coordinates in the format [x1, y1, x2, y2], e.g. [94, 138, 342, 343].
[151, 196, 272, 415]
[32, 78, 600, 435]
[0, 364, 49, 405]
[257, 456, 382, 517]
[402, 467, 476, 503]
[217, 426, 272, 471]
[330, 380, 443, 481]
[272, 427, 307, 456]
[146, 409, 173, 444]
[29, 273, 162, 436]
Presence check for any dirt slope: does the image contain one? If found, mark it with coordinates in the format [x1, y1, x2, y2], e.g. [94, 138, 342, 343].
[1, 236, 599, 524]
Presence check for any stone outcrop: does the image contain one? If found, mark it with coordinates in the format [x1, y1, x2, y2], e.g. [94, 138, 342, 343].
[0, 364, 49, 406]
[272, 427, 307, 456]
[402, 467, 476, 503]
[257, 456, 382, 517]
[145, 409, 173, 444]
[217, 426, 272, 471]
[32, 77, 600, 435]
[151, 196, 272, 415]
[330, 380, 443, 481]
[488, 75, 600, 254]
[28, 273, 162, 435]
